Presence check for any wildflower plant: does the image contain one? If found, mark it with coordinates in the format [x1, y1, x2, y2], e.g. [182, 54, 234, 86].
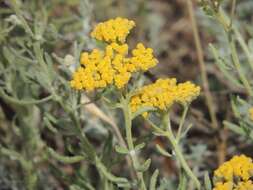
[5, 0, 253, 190]
[199, 0, 253, 138]
[69, 17, 202, 189]
[199, 0, 253, 189]
[0, 0, 203, 187]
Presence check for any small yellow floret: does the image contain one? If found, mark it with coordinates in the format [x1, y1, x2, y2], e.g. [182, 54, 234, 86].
[91, 17, 135, 43]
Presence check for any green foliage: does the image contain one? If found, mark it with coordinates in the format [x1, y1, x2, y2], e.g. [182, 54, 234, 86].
[2, 0, 253, 189]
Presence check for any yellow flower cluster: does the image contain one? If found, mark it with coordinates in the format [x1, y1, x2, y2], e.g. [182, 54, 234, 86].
[130, 78, 200, 115]
[214, 181, 253, 190]
[249, 107, 253, 120]
[131, 43, 158, 71]
[213, 155, 253, 190]
[91, 17, 135, 43]
[70, 18, 158, 91]
[213, 182, 232, 190]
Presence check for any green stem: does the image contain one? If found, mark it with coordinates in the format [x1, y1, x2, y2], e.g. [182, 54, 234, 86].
[57, 95, 128, 185]
[176, 106, 189, 141]
[121, 97, 147, 190]
[163, 114, 201, 190]
[170, 135, 200, 190]
[229, 38, 253, 97]
[0, 89, 53, 105]
[215, 8, 253, 97]
[233, 27, 253, 71]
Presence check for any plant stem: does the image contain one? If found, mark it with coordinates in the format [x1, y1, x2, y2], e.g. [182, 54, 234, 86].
[234, 27, 253, 71]
[163, 114, 201, 190]
[176, 106, 189, 141]
[121, 97, 147, 190]
[170, 136, 200, 190]
[215, 8, 253, 97]
[229, 38, 253, 97]
[186, 0, 218, 130]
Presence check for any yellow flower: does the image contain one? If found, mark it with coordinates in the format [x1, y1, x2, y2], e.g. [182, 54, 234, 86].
[70, 48, 114, 91]
[213, 182, 233, 190]
[71, 17, 159, 91]
[71, 18, 159, 91]
[131, 43, 158, 71]
[213, 155, 253, 190]
[91, 17, 135, 43]
[175, 81, 201, 105]
[130, 78, 200, 115]
[249, 107, 253, 120]
[214, 155, 253, 182]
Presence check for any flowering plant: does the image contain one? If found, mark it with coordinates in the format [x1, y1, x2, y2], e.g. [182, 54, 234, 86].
[69, 17, 201, 190]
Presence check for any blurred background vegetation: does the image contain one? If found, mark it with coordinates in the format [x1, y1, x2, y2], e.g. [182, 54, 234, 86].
[1, 0, 253, 189]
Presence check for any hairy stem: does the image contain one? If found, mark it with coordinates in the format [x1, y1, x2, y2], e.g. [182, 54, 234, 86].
[163, 113, 201, 190]
[186, 0, 218, 129]
[176, 106, 189, 141]
[121, 97, 147, 190]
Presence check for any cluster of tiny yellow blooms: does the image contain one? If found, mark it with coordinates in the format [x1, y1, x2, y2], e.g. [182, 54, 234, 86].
[130, 78, 200, 115]
[214, 181, 253, 190]
[213, 155, 253, 190]
[249, 107, 253, 120]
[91, 17, 135, 43]
[70, 18, 158, 91]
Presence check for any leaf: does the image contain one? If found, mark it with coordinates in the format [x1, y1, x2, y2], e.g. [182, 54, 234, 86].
[134, 142, 145, 151]
[117, 182, 132, 188]
[204, 172, 212, 190]
[177, 170, 187, 190]
[231, 96, 241, 118]
[115, 145, 129, 154]
[70, 185, 83, 190]
[146, 119, 165, 134]
[131, 106, 156, 119]
[47, 147, 85, 164]
[101, 133, 114, 166]
[149, 169, 159, 190]
[95, 158, 129, 184]
[156, 144, 172, 157]
[209, 44, 243, 87]
[43, 116, 58, 133]
[136, 158, 151, 172]
[224, 121, 253, 140]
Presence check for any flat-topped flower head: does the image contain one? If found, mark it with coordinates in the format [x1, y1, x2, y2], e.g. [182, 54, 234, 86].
[130, 78, 177, 113]
[91, 17, 135, 43]
[214, 155, 253, 181]
[175, 81, 201, 105]
[70, 17, 158, 92]
[213, 155, 253, 190]
[130, 78, 200, 116]
[71, 18, 158, 91]
[70, 44, 157, 91]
